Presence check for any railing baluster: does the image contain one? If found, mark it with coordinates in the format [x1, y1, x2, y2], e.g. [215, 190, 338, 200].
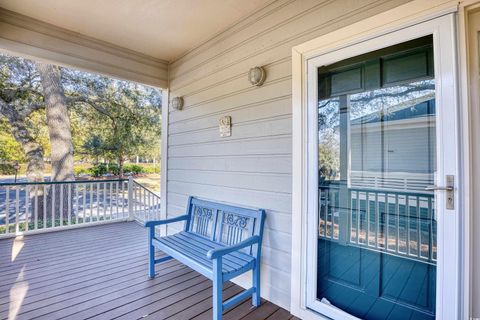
[89, 183, 93, 223]
[366, 191, 369, 246]
[59, 184, 64, 227]
[68, 183, 72, 225]
[83, 184, 87, 224]
[356, 191, 360, 244]
[134, 185, 138, 220]
[386, 193, 389, 251]
[51, 184, 55, 227]
[15, 187, 19, 234]
[121, 181, 125, 218]
[407, 195, 411, 256]
[34, 186, 38, 230]
[5, 187, 10, 234]
[375, 192, 379, 249]
[324, 189, 328, 238]
[148, 192, 152, 221]
[96, 183, 100, 221]
[25, 186, 29, 231]
[429, 197, 435, 261]
[102, 182, 107, 220]
[416, 196, 420, 256]
[138, 186, 141, 220]
[115, 181, 119, 219]
[143, 186, 146, 222]
[43, 185, 47, 228]
[395, 193, 399, 254]
[109, 182, 113, 220]
[75, 184, 79, 225]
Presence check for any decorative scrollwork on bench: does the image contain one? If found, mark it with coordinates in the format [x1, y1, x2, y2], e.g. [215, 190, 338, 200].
[192, 206, 214, 236]
[223, 212, 249, 229]
[195, 206, 213, 219]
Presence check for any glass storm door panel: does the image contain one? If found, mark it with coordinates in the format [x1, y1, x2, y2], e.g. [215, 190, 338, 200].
[316, 36, 437, 320]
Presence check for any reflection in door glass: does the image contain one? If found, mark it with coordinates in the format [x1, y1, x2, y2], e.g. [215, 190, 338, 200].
[317, 37, 437, 320]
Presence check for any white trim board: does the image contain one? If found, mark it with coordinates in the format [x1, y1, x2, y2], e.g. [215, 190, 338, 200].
[160, 89, 170, 237]
[291, 1, 465, 320]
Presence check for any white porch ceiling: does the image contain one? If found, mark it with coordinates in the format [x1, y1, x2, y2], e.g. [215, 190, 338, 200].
[0, 0, 272, 62]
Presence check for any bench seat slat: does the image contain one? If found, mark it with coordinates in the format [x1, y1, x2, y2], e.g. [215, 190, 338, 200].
[151, 238, 213, 279]
[175, 232, 253, 265]
[154, 231, 255, 277]
[165, 234, 244, 271]
[157, 235, 238, 274]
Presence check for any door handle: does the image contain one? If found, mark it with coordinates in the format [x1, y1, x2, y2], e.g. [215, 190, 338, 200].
[424, 185, 454, 191]
[424, 175, 455, 210]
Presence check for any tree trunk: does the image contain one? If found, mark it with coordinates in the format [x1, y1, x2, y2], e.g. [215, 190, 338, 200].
[37, 63, 74, 220]
[118, 155, 124, 178]
[37, 63, 74, 182]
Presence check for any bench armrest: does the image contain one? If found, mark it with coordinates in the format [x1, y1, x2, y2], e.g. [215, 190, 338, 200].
[206, 235, 260, 260]
[144, 215, 189, 228]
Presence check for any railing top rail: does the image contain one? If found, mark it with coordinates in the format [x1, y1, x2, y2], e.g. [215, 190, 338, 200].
[0, 178, 128, 187]
[319, 185, 433, 196]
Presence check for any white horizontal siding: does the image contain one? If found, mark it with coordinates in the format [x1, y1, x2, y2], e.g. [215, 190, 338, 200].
[166, 0, 411, 310]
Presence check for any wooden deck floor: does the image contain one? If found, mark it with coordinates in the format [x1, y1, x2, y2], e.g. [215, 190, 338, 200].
[0, 222, 296, 320]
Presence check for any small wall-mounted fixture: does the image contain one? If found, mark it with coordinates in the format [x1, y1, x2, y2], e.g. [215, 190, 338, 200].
[248, 66, 266, 86]
[171, 96, 184, 110]
[219, 116, 232, 137]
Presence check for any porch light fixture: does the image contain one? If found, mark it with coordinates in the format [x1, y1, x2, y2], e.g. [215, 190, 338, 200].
[248, 66, 266, 86]
[171, 96, 184, 110]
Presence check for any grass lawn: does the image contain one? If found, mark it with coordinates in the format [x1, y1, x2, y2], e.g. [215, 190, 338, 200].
[134, 174, 160, 193]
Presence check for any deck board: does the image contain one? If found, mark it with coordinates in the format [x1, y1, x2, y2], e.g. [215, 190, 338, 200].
[0, 221, 294, 320]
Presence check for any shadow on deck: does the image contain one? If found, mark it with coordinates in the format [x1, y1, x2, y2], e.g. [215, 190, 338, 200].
[0, 222, 295, 320]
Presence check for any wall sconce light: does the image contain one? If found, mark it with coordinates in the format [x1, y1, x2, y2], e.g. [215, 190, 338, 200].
[248, 66, 266, 86]
[171, 96, 184, 111]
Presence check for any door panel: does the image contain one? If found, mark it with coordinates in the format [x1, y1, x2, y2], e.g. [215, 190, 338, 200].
[315, 36, 436, 320]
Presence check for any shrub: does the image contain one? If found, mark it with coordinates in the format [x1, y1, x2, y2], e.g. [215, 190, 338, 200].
[0, 163, 16, 175]
[87, 163, 159, 176]
[74, 167, 90, 175]
[124, 164, 143, 174]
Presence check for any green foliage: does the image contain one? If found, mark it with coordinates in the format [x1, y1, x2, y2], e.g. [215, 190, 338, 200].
[87, 162, 156, 176]
[0, 119, 24, 162]
[64, 70, 162, 173]
[73, 166, 90, 176]
[81, 135, 105, 163]
[89, 163, 118, 177]
[123, 164, 143, 174]
[0, 163, 16, 175]
[0, 52, 162, 175]
[141, 165, 160, 174]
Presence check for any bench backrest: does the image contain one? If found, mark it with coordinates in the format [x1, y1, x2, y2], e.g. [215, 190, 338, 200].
[184, 197, 265, 257]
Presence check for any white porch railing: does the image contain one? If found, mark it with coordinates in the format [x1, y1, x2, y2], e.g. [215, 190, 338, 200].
[130, 180, 161, 225]
[0, 177, 160, 238]
[319, 186, 436, 264]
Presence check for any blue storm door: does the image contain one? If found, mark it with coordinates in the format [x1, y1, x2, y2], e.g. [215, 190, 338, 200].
[315, 36, 438, 320]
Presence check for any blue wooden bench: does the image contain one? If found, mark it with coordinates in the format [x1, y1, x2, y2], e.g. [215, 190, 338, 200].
[144, 196, 266, 320]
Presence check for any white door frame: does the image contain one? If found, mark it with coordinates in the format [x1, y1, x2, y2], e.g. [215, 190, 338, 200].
[291, 1, 463, 319]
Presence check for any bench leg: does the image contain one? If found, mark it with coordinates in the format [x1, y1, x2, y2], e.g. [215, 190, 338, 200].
[148, 227, 155, 279]
[213, 259, 223, 320]
[252, 262, 260, 307]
